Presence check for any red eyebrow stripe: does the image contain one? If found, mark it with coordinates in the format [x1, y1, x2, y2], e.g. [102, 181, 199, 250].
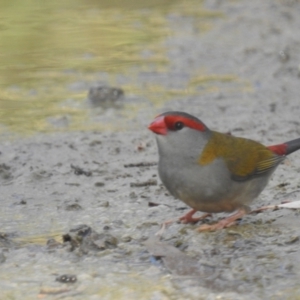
[164, 115, 206, 132]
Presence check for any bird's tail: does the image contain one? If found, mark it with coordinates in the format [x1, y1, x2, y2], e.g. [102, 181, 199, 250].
[268, 137, 300, 156]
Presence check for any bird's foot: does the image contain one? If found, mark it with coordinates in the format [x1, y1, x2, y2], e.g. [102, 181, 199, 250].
[197, 220, 237, 232]
[197, 208, 247, 232]
[155, 209, 213, 236]
[155, 210, 211, 236]
[179, 209, 212, 224]
[155, 218, 176, 237]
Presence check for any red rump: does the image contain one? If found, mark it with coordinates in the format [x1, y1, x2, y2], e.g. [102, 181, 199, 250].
[164, 115, 206, 132]
[267, 143, 288, 156]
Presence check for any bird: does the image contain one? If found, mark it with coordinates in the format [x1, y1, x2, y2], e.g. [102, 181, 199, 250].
[148, 111, 300, 231]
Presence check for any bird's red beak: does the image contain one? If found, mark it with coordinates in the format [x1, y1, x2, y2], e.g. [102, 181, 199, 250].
[148, 116, 167, 135]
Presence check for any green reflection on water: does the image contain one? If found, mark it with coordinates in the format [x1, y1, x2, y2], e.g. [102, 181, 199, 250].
[0, 0, 172, 85]
[0, 0, 223, 134]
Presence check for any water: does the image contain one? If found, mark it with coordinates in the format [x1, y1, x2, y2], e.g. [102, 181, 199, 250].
[0, 0, 219, 134]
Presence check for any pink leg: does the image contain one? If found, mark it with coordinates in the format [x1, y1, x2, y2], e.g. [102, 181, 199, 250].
[197, 208, 247, 232]
[155, 209, 211, 236]
[179, 209, 211, 224]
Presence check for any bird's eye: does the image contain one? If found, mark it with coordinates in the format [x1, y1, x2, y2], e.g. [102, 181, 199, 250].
[174, 121, 184, 130]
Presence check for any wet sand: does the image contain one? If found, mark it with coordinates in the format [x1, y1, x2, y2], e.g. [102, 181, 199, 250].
[1, 1, 300, 299]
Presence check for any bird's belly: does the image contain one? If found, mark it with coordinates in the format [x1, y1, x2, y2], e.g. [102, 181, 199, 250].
[159, 159, 270, 213]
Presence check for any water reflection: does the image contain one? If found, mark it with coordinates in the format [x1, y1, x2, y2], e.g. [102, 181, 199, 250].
[0, 0, 222, 134]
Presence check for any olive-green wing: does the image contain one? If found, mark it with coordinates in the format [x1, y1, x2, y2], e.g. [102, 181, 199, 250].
[198, 131, 285, 182]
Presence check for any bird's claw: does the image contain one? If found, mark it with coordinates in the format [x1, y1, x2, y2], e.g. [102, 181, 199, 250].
[197, 208, 247, 231]
[179, 209, 212, 224]
[197, 220, 237, 232]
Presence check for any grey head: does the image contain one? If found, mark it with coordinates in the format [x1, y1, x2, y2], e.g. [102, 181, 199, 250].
[148, 111, 211, 166]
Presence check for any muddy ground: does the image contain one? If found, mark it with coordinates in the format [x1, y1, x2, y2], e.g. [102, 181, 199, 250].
[1, 0, 300, 299]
